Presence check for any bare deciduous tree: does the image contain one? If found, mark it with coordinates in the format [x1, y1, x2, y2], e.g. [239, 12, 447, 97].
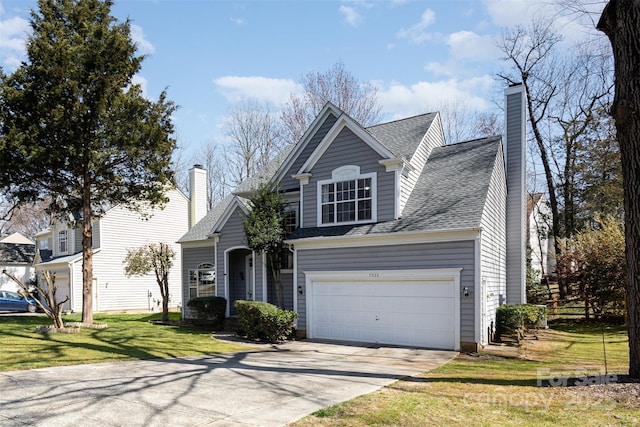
[498, 19, 614, 299]
[223, 100, 285, 187]
[280, 60, 383, 144]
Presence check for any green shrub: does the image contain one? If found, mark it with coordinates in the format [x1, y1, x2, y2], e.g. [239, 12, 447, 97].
[234, 300, 298, 343]
[187, 296, 226, 327]
[495, 303, 546, 342]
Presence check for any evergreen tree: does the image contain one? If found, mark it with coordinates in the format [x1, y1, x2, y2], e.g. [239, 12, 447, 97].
[0, 0, 177, 324]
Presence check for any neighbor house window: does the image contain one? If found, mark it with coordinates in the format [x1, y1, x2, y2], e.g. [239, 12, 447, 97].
[58, 230, 68, 254]
[317, 166, 376, 226]
[188, 262, 215, 300]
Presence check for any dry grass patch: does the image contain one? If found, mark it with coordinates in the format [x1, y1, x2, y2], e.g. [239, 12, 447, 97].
[294, 321, 637, 427]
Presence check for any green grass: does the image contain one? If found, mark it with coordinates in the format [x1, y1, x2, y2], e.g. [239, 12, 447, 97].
[0, 312, 253, 372]
[294, 320, 635, 427]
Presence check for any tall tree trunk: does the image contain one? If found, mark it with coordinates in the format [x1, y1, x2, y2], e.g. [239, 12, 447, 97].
[522, 79, 564, 297]
[598, 0, 640, 378]
[81, 178, 94, 325]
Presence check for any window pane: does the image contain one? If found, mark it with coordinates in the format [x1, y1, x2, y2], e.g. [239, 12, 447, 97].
[322, 204, 334, 224]
[337, 201, 355, 222]
[358, 199, 372, 220]
[321, 183, 334, 203]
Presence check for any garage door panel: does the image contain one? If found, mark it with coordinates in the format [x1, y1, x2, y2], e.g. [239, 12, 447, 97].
[309, 274, 458, 350]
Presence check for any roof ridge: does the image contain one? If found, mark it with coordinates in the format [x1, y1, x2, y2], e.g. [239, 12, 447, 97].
[366, 111, 437, 130]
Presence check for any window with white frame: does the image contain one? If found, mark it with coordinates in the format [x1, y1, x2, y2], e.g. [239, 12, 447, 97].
[318, 166, 376, 226]
[188, 263, 215, 300]
[58, 230, 68, 254]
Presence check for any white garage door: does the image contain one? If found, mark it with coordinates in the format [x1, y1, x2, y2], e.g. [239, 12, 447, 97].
[306, 269, 461, 350]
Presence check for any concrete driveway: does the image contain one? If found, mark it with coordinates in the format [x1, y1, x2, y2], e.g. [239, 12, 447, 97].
[0, 337, 456, 427]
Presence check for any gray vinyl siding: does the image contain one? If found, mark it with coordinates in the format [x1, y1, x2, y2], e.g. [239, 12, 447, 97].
[505, 87, 527, 304]
[296, 240, 476, 342]
[480, 150, 507, 344]
[302, 127, 395, 227]
[400, 113, 444, 216]
[280, 113, 338, 191]
[72, 220, 100, 252]
[215, 207, 250, 313]
[182, 245, 215, 319]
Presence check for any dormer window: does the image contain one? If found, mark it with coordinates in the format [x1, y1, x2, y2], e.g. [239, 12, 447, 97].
[317, 166, 376, 226]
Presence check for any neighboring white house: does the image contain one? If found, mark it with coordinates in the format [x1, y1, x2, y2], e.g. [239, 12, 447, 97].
[527, 193, 554, 281]
[0, 232, 35, 244]
[178, 85, 529, 352]
[35, 176, 206, 313]
[0, 235, 36, 293]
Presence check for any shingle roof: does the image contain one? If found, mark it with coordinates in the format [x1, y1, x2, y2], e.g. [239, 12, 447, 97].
[366, 112, 437, 161]
[177, 194, 235, 243]
[287, 136, 502, 240]
[232, 145, 295, 196]
[0, 243, 36, 264]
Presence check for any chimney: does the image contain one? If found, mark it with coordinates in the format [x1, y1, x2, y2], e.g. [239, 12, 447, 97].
[189, 164, 207, 228]
[504, 84, 527, 304]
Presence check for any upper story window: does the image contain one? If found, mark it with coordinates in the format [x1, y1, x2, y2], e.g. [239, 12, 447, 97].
[58, 230, 68, 254]
[283, 205, 298, 235]
[317, 165, 376, 226]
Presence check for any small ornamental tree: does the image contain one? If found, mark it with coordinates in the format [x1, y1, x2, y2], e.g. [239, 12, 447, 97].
[556, 215, 626, 319]
[123, 242, 175, 321]
[243, 182, 286, 308]
[2, 269, 67, 329]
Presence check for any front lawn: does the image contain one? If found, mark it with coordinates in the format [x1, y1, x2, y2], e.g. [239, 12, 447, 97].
[0, 312, 252, 372]
[294, 320, 637, 427]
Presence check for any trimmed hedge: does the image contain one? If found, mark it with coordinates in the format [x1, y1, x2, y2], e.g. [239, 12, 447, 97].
[187, 296, 226, 327]
[495, 303, 546, 341]
[234, 300, 298, 343]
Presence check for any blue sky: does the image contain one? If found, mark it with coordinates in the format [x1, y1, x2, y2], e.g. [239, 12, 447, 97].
[0, 0, 605, 160]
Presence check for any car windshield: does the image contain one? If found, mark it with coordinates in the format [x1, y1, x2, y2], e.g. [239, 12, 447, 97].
[3, 291, 24, 300]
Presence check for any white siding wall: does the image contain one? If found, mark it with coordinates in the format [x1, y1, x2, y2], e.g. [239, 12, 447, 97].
[479, 149, 507, 344]
[0, 265, 33, 292]
[78, 188, 189, 312]
[399, 113, 444, 215]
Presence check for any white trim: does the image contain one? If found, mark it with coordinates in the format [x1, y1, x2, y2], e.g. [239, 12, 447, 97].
[274, 103, 343, 184]
[297, 115, 395, 175]
[261, 252, 267, 302]
[316, 170, 377, 227]
[474, 235, 482, 345]
[288, 227, 482, 250]
[304, 268, 462, 351]
[210, 197, 250, 235]
[292, 246, 298, 316]
[178, 237, 219, 249]
[292, 173, 312, 185]
[223, 245, 250, 317]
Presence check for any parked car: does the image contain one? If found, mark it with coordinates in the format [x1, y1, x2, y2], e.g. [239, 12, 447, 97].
[0, 290, 38, 313]
[199, 270, 215, 283]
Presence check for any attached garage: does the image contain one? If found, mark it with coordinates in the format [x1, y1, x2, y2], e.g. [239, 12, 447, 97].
[304, 269, 461, 350]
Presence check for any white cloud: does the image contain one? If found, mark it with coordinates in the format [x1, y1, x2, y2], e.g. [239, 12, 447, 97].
[339, 5, 362, 27]
[483, 0, 602, 44]
[130, 24, 155, 55]
[378, 78, 493, 119]
[131, 74, 148, 98]
[213, 76, 300, 105]
[448, 30, 498, 62]
[230, 17, 245, 26]
[484, 0, 541, 27]
[0, 15, 29, 70]
[396, 8, 436, 44]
